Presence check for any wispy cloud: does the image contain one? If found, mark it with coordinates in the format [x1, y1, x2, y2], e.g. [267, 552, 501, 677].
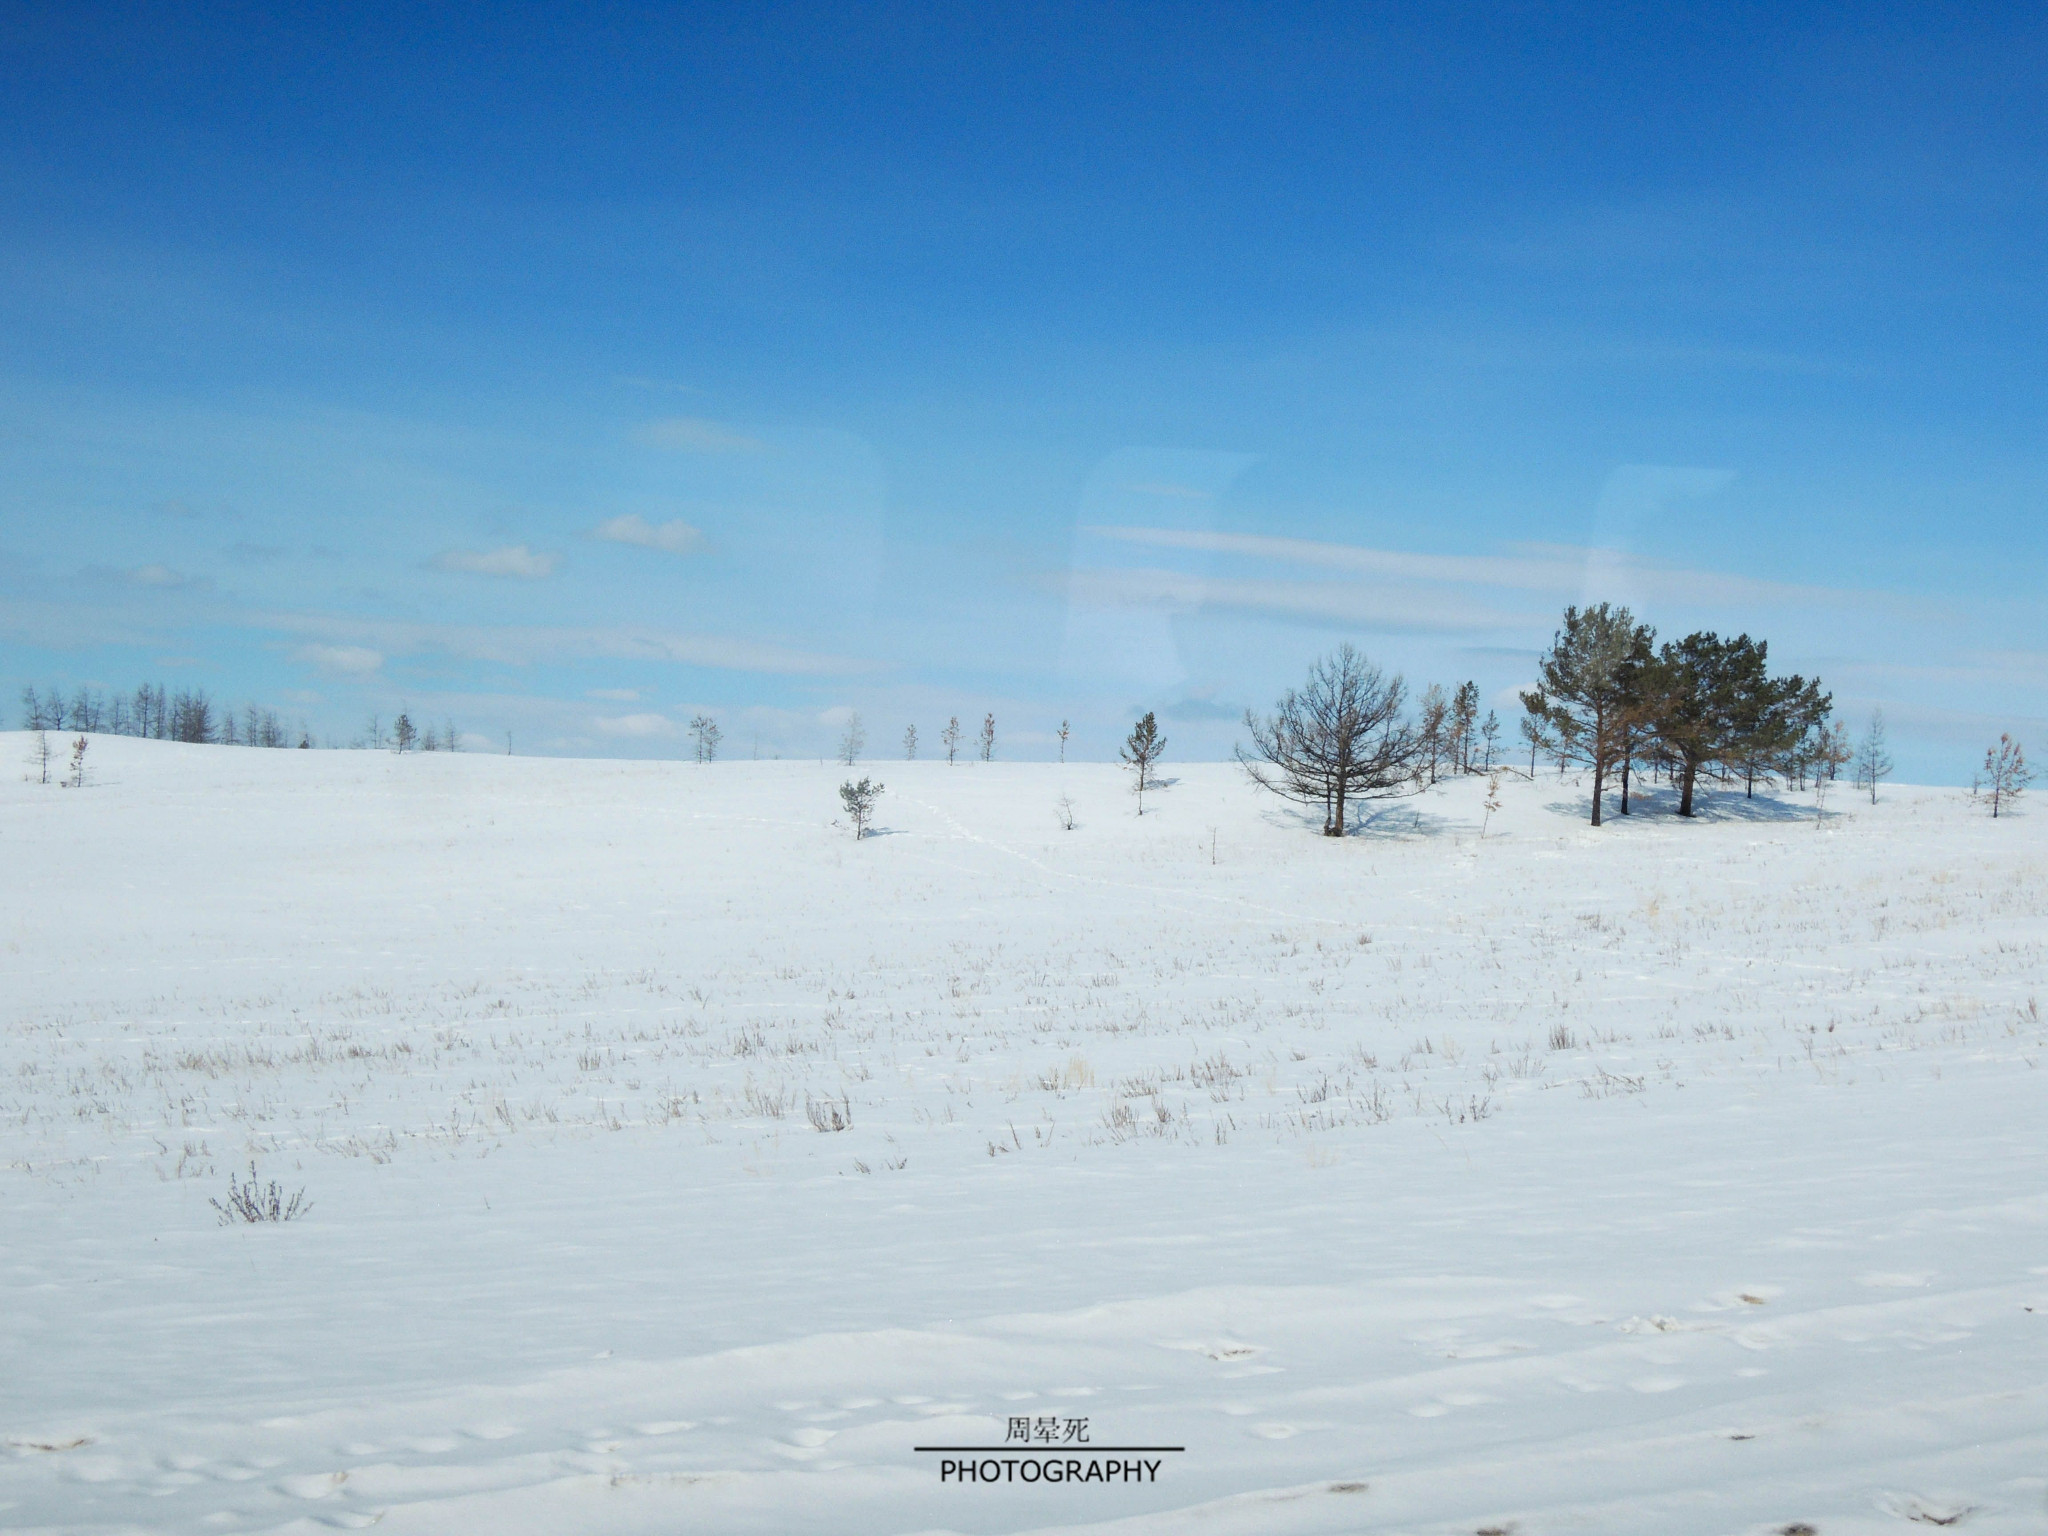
[255, 612, 870, 676]
[1061, 566, 1536, 633]
[432, 545, 560, 579]
[1160, 693, 1244, 721]
[0, 596, 167, 649]
[587, 687, 641, 701]
[126, 563, 206, 589]
[291, 643, 383, 676]
[1124, 482, 1213, 499]
[590, 514, 704, 555]
[636, 416, 764, 453]
[593, 712, 676, 737]
[1082, 527, 1906, 614]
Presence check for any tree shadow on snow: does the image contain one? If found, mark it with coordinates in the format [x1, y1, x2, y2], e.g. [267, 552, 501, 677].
[1252, 800, 1456, 840]
[1541, 782, 1820, 825]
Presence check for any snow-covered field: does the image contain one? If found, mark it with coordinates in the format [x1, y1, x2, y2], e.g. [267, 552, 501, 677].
[5, 734, 2046, 1536]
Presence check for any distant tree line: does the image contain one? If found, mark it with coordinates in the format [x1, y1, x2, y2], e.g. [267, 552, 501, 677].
[19, 682, 460, 753]
[20, 682, 304, 746]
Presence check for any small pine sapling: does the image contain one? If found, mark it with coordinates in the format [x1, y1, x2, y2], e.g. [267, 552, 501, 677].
[1120, 711, 1166, 814]
[1057, 719, 1071, 762]
[29, 728, 51, 784]
[903, 723, 918, 759]
[64, 735, 88, 789]
[1480, 770, 1502, 838]
[941, 716, 961, 765]
[1056, 793, 1077, 831]
[838, 711, 866, 766]
[838, 775, 885, 838]
[979, 712, 995, 762]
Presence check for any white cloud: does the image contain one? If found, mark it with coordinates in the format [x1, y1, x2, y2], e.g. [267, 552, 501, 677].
[587, 687, 641, 701]
[292, 643, 383, 676]
[590, 514, 704, 555]
[594, 712, 676, 737]
[636, 416, 764, 453]
[433, 545, 560, 579]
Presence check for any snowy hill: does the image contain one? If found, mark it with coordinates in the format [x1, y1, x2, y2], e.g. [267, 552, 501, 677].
[5, 735, 2046, 1534]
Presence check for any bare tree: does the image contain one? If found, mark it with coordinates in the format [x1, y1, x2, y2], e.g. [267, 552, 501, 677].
[29, 729, 51, 784]
[941, 716, 962, 765]
[1416, 684, 1449, 784]
[1521, 603, 1655, 826]
[838, 775, 884, 838]
[902, 723, 918, 759]
[173, 689, 215, 744]
[1975, 734, 2032, 818]
[1120, 711, 1166, 814]
[838, 711, 866, 766]
[1055, 792, 1077, 831]
[1810, 720, 1851, 823]
[689, 713, 722, 763]
[1449, 681, 1479, 773]
[1517, 704, 1556, 778]
[979, 712, 995, 762]
[1853, 710, 1893, 804]
[1238, 644, 1415, 837]
[1480, 770, 1502, 838]
[1057, 719, 1071, 763]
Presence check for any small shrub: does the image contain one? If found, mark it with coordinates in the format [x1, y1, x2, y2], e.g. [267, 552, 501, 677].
[211, 1163, 311, 1225]
[805, 1092, 853, 1132]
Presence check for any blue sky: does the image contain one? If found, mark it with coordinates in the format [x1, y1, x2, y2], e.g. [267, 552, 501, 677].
[3, 4, 2045, 776]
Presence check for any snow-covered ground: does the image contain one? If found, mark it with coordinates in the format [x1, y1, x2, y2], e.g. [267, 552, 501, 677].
[4, 733, 2045, 1536]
